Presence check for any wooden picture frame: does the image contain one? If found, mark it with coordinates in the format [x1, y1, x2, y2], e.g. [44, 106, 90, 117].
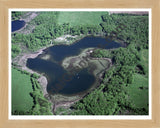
[0, 0, 160, 127]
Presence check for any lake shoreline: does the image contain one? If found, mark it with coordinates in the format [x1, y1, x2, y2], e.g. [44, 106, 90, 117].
[12, 34, 87, 114]
[12, 46, 49, 95]
[12, 34, 123, 115]
[12, 46, 55, 113]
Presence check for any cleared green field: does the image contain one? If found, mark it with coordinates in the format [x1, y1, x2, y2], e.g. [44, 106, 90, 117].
[125, 73, 148, 110]
[12, 68, 34, 113]
[57, 11, 107, 26]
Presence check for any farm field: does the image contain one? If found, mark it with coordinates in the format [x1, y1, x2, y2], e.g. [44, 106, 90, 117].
[12, 68, 34, 113]
[57, 11, 107, 26]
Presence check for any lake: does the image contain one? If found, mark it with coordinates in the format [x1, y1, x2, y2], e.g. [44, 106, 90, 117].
[27, 37, 123, 96]
[12, 20, 25, 32]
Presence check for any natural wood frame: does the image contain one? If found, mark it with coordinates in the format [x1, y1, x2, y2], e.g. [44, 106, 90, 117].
[0, 0, 160, 127]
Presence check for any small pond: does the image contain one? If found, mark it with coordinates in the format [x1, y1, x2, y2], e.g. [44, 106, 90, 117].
[12, 20, 25, 32]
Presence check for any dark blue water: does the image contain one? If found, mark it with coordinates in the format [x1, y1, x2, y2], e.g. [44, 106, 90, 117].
[27, 37, 123, 96]
[46, 37, 122, 62]
[12, 20, 25, 32]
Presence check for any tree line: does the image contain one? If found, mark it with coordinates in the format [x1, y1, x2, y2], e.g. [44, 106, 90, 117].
[12, 12, 148, 58]
[11, 12, 104, 55]
[12, 66, 52, 115]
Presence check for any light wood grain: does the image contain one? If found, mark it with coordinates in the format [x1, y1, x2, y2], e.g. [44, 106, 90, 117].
[0, 0, 160, 128]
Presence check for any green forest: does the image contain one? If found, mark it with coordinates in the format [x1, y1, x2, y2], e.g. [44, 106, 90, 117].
[12, 11, 149, 115]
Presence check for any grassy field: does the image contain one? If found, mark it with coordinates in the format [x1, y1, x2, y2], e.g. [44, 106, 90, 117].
[12, 68, 34, 113]
[57, 11, 107, 26]
[125, 73, 148, 110]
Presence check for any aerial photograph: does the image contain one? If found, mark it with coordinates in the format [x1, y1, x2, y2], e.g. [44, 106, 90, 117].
[11, 10, 149, 116]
